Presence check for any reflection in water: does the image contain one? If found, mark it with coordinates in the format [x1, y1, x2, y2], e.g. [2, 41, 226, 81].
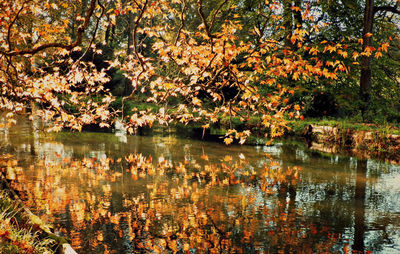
[1, 118, 400, 253]
[353, 159, 367, 253]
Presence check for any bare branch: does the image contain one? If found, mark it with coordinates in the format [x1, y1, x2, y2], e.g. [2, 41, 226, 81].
[374, 5, 400, 15]
[209, 0, 228, 33]
[174, 0, 187, 45]
[197, 0, 214, 39]
[79, 0, 106, 61]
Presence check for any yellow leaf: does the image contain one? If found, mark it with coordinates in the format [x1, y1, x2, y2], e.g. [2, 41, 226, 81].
[224, 137, 233, 145]
[309, 47, 318, 55]
[164, 82, 175, 89]
[183, 243, 190, 251]
[292, 72, 299, 80]
[224, 155, 233, 161]
[200, 154, 209, 161]
[192, 97, 202, 106]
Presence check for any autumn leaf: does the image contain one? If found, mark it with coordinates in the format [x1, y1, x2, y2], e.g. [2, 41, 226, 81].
[374, 52, 383, 59]
[352, 52, 359, 60]
[192, 97, 202, 106]
[380, 42, 389, 52]
[224, 137, 233, 145]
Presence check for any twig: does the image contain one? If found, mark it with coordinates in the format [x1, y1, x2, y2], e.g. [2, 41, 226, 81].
[133, 0, 149, 70]
[197, 0, 214, 39]
[7, 1, 31, 52]
[209, 0, 228, 33]
[174, 0, 187, 45]
[78, 0, 106, 62]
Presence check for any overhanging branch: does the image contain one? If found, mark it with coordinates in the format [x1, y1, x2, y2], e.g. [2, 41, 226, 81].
[0, 0, 97, 57]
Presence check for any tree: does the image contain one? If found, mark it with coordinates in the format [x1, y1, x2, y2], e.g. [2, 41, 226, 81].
[0, 0, 115, 131]
[114, 0, 350, 142]
[359, 0, 400, 119]
[1, 0, 396, 142]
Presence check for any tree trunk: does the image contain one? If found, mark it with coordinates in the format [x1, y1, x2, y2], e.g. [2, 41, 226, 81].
[283, 0, 302, 48]
[360, 0, 374, 120]
[282, 0, 293, 47]
[293, 0, 302, 28]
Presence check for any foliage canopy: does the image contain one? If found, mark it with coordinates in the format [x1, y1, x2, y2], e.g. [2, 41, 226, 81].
[1, 0, 399, 142]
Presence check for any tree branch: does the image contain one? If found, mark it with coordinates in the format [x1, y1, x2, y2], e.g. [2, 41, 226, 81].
[7, 1, 30, 51]
[374, 5, 400, 15]
[197, 0, 214, 39]
[78, 0, 105, 61]
[133, 0, 149, 69]
[174, 0, 187, 45]
[0, 0, 97, 57]
[209, 0, 228, 33]
[122, 0, 150, 118]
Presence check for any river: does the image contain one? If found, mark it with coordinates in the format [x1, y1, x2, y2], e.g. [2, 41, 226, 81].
[1, 117, 400, 253]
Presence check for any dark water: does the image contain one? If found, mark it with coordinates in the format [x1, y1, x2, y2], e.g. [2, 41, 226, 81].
[1, 117, 400, 253]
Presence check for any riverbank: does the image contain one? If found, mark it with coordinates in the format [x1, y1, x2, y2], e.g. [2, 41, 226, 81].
[7, 109, 400, 163]
[0, 190, 55, 253]
[285, 118, 399, 161]
[0, 158, 76, 254]
[168, 117, 400, 163]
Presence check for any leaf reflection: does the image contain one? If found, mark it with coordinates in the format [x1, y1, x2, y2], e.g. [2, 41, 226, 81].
[3, 152, 341, 253]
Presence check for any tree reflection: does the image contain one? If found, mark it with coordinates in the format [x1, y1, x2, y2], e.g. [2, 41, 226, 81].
[353, 159, 367, 253]
[2, 151, 344, 253]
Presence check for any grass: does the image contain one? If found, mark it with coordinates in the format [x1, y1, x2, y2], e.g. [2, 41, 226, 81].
[110, 97, 160, 115]
[287, 117, 400, 136]
[0, 190, 56, 254]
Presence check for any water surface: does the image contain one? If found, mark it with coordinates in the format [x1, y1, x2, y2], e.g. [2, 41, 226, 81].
[1, 117, 400, 253]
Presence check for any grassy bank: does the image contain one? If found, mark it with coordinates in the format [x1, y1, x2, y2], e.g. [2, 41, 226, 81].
[287, 118, 400, 136]
[93, 99, 400, 158]
[0, 190, 55, 253]
[109, 100, 400, 136]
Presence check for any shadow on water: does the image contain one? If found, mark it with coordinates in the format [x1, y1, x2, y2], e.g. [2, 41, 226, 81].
[1, 117, 400, 253]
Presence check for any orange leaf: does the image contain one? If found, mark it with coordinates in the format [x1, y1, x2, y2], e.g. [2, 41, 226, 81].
[381, 42, 389, 52]
[374, 52, 383, 59]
